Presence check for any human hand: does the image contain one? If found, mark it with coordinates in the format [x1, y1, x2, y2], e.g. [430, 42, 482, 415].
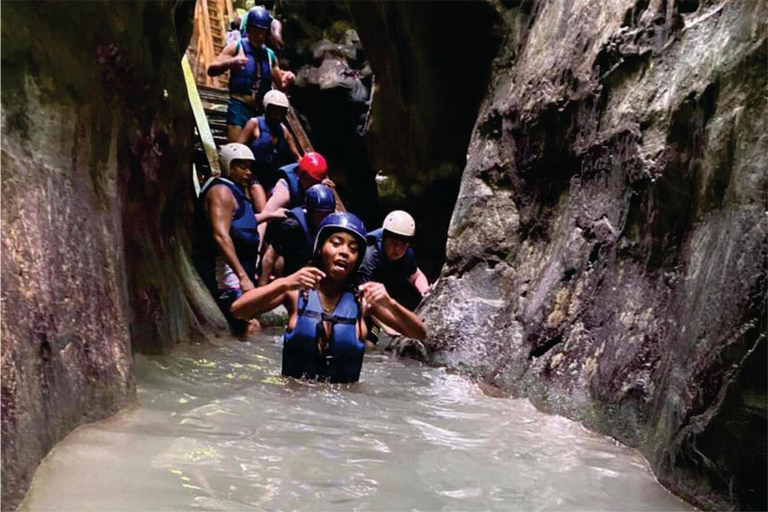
[286, 267, 325, 290]
[269, 208, 289, 221]
[321, 178, 336, 189]
[230, 54, 248, 70]
[358, 282, 392, 310]
[281, 71, 295, 88]
[240, 275, 256, 292]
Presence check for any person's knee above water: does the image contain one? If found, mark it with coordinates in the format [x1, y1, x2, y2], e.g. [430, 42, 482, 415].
[359, 210, 430, 307]
[231, 212, 426, 383]
[207, 6, 295, 142]
[237, 90, 301, 213]
[259, 184, 336, 285]
[193, 143, 261, 335]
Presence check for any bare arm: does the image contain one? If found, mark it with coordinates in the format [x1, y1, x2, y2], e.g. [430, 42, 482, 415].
[231, 267, 325, 319]
[283, 126, 301, 161]
[263, 181, 290, 213]
[271, 59, 294, 91]
[360, 282, 426, 340]
[207, 41, 247, 77]
[259, 244, 279, 286]
[255, 207, 287, 224]
[249, 182, 267, 213]
[206, 186, 255, 292]
[237, 118, 259, 145]
[409, 268, 430, 297]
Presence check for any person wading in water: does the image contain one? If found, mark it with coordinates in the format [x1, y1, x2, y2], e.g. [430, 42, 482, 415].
[231, 212, 426, 383]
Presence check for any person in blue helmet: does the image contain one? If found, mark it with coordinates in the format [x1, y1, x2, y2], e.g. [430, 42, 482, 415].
[231, 212, 426, 383]
[192, 143, 287, 336]
[259, 184, 336, 286]
[208, 6, 295, 142]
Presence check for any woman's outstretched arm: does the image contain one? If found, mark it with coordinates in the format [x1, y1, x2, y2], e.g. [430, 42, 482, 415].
[231, 267, 325, 319]
[360, 282, 426, 340]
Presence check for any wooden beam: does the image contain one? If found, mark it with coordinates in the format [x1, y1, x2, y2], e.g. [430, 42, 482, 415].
[182, 54, 222, 177]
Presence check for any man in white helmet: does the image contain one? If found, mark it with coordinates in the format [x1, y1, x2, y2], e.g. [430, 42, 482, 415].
[193, 143, 286, 336]
[358, 210, 430, 309]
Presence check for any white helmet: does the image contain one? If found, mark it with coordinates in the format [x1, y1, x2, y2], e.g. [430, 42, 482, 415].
[219, 143, 254, 175]
[382, 210, 416, 238]
[263, 90, 290, 109]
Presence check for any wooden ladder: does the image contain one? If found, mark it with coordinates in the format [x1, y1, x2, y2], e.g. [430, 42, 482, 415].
[189, 0, 235, 89]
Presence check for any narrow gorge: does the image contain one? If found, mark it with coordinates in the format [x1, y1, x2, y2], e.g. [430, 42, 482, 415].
[2, 1, 765, 510]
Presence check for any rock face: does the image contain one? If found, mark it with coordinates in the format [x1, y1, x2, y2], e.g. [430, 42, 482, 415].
[348, 1, 503, 277]
[417, 0, 766, 509]
[289, 29, 379, 222]
[1, 2, 221, 508]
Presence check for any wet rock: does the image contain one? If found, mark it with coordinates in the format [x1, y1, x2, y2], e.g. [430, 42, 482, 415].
[1, 1, 222, 508]
[347, 1, 504, 278]
[288, 20, 379, 223]
[416, 0, 766, 509]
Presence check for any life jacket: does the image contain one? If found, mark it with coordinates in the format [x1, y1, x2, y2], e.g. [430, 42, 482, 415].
[228, 39, 273, 100]
[194, 177, 260, 291]
[283, 289, 365, 383]
[287, 206, 313, 250]
[367, 228, 385, 250]
[362, 227, 417, 302]
[275, 163, 304, 208]
[249, 116, 288, 165]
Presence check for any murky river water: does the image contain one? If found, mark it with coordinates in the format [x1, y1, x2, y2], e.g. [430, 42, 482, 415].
[22, 330, 691, 511]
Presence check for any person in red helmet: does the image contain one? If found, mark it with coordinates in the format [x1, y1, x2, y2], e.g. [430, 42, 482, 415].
[256, 151, 336, 249]
[263, 152, 335, 213]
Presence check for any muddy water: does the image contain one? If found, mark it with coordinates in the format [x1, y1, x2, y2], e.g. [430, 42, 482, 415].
[22, 330, 691, 511]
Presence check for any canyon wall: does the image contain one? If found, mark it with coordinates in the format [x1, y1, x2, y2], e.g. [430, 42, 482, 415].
[415, 1, 766, 509]
[1, 2, 222, 508]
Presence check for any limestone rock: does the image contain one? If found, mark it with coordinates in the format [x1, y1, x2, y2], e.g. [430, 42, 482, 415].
[415, 1, 767, 509]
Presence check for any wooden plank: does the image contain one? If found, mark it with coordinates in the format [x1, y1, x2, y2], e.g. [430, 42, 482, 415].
[286, 107, 313, 153]
[182, 55, 221, 176]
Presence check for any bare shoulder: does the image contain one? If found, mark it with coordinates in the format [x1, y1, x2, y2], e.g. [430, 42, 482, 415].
[207, 183, 236, 206]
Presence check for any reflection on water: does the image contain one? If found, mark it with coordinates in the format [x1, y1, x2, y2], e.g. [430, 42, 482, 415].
[22, 329, 691, 511]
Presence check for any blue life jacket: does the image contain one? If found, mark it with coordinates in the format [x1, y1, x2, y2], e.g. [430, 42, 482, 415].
[287, 206, 313, 249]
[228, 39, 273, 100]
[276, 163, 303, 208]
[196, 177, 260, 288]
[283, 289, 365, 383]
[367, 228, 385, 250]
[249, 116, 288, 163]
[360, 228, 418, 303]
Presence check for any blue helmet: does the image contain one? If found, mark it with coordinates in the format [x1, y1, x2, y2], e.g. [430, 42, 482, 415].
[246, 7, 272, 30]
[314, 212, 368, 269]
[305, 184, 336, 212]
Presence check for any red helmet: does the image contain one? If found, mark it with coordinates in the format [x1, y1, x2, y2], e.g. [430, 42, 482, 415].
[298, 152, 328, 181]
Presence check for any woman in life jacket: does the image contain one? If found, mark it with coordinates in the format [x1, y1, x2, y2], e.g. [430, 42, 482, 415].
[231, 212, 426, 383]
[237, 90, 301, 213]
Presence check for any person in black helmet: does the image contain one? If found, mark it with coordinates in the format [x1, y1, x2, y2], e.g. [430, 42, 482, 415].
[208, 6, 294, 142]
